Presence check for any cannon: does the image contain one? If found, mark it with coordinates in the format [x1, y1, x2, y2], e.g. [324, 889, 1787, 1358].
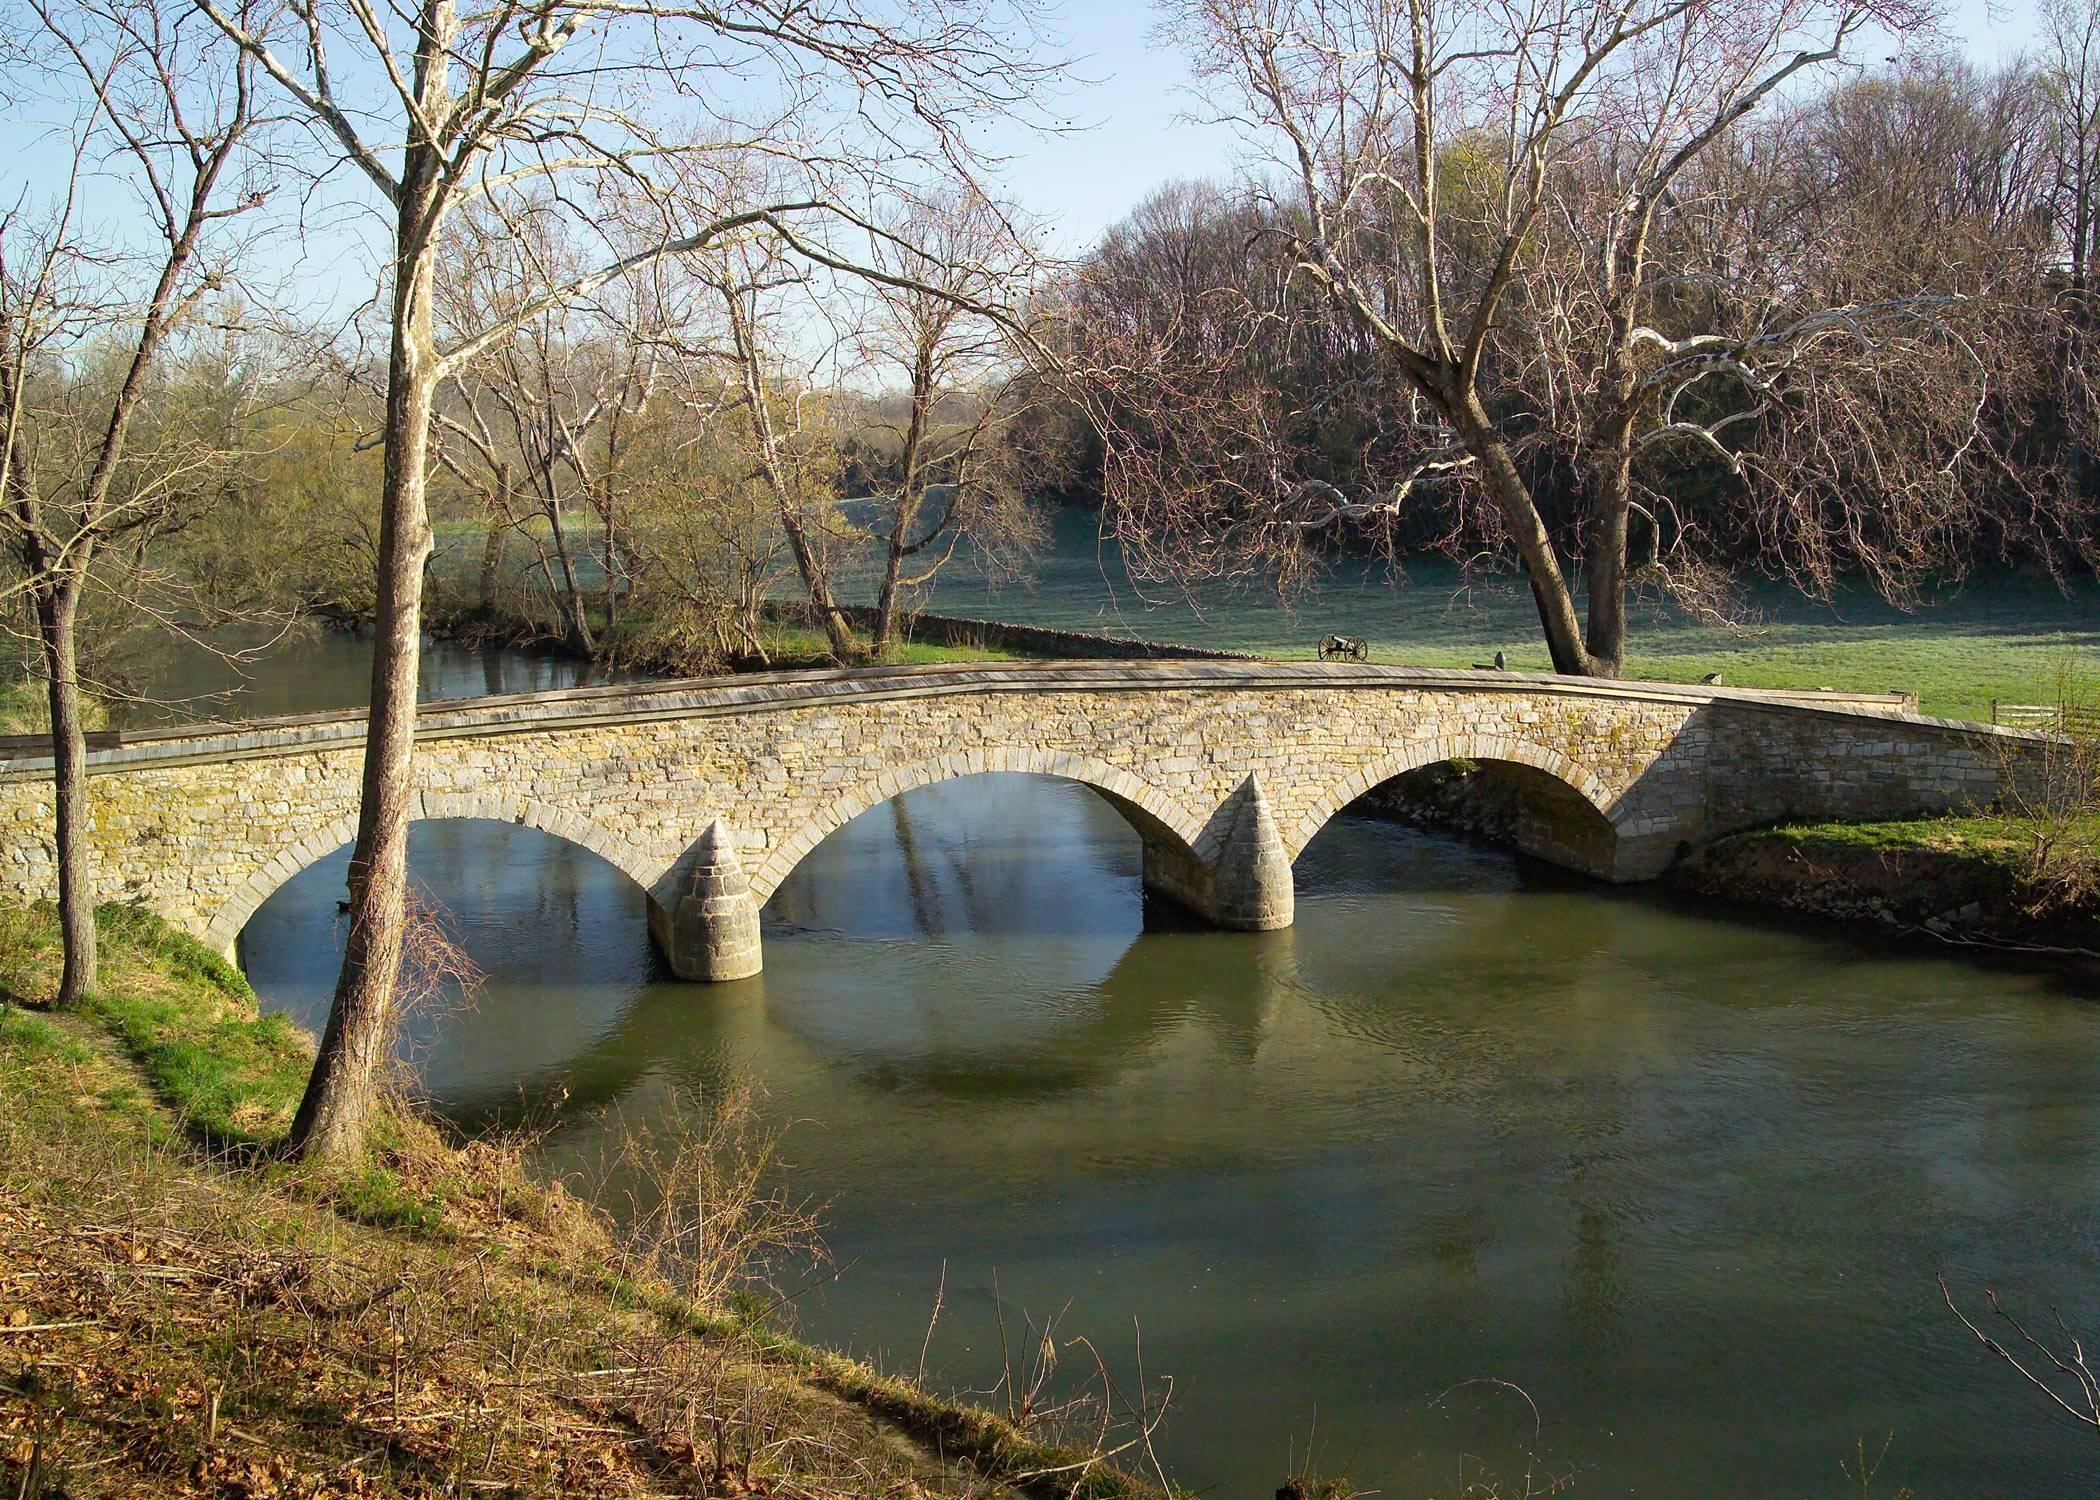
[1318, 634, 1369, 662]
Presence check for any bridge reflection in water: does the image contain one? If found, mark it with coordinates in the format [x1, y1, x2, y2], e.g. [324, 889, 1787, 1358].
[239, 771, 2100, 1500]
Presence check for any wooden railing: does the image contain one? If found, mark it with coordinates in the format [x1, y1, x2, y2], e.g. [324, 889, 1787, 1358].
[1992, 700, 2100, 736]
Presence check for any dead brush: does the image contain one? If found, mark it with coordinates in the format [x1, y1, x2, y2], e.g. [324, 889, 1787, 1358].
[0, 1136, 650, 1496]
[604, 1082, 827, 1318]
[934, 1286, 1178, 1497]
[571, 1084, 873, 1492]
[373, 887, 485, 1105]
[1416, 1379, 1570, 1499]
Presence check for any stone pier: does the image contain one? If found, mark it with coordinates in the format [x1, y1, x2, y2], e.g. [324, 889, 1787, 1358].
[647, 819, 763, 981]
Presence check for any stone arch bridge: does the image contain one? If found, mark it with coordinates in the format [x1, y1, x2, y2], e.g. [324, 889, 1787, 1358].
[0, 661, 2032, 980]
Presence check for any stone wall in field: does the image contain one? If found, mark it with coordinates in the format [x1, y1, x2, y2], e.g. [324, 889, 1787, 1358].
[759, 600, 1256, 661]
[0, 662, 2036, 978]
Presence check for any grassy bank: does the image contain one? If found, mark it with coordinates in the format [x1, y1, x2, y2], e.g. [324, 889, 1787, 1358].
[0, 904, 1169, 1500]
[1676, 814, 2100, 955]
[895, 511, 2100, 722]
[754, 620, 1030, 669]
[427, 604, 1033, 681]
[0, 679, 109, 736]
[428, 576, 1036, 682]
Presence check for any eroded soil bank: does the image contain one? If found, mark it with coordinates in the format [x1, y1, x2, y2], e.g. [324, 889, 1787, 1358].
[1671, 826, 2100, 960]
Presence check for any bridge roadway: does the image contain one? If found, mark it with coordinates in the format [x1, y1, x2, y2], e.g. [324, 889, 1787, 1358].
[0, 660, 2035, 979]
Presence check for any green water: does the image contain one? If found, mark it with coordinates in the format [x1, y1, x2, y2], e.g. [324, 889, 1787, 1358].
[115, 614, 2100, 1495]
[114, 622, 632, 726]
[232, 750, 2100, 1497]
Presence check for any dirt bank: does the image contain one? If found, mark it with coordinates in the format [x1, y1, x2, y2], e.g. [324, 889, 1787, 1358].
[1670, 825, 2100, 960]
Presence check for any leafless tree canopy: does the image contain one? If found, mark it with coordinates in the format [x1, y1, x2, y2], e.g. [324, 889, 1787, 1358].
[1, 0, 285, 1004]
[1068, 0, 2100, 675]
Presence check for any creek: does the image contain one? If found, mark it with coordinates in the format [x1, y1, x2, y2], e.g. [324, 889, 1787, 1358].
[158, 627, 2100, 1496]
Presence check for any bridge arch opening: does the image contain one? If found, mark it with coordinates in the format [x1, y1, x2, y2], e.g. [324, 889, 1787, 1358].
[749, 764, 1212, 946]
[745, 750, 1212, 922]
[204, 796, 657, 957]
[234, 815, 664, 1106]
[1291, 739, 1622, 880]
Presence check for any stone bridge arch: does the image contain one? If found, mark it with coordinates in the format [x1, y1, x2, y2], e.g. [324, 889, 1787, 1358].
[645, 748, 1221, 985]
[199, 792, 652, 955]
[743, 746, 1213, 906]
[1282, 732, 1622, 877]
[0, 659, 2023, 983]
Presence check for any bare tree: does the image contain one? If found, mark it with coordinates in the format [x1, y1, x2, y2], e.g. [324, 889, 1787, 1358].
[615, 359, 793, 667]
[1085, 0, 2007, 677]
[0, 0, 272, 1006]
[2038, 0, 2100, 513]
[699, 235, 862, 658]
[2044, 0, 2100, 302]
[437, 211, 674, 659]
[193, 0, 1059, 1162]
[851, 191, 1044, 655]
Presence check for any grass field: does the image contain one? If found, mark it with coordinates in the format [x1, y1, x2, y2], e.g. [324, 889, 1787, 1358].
[874, 510, 2099, 722]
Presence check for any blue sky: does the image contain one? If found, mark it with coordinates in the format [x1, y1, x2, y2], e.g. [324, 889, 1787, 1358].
[996, 0, 2050, 252]
[0, 0, 2059, 306]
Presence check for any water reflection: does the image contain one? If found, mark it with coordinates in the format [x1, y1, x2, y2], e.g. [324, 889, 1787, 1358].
[241, 771, 2100, 1498]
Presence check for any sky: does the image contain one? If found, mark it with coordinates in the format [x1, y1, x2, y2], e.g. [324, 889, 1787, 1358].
[0, 0, 2065, 314]
[985, 0, 2051, 254]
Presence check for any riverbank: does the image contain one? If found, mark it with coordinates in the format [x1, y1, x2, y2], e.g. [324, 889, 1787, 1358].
[857, 509, 2100, 722]
[432, 506, 2100, 720]
[0, 904, 1169, 1500]
[1361, 764, 2100, 966]
[1671, 816, 2100, 960]
[427, 593, 1247, 681]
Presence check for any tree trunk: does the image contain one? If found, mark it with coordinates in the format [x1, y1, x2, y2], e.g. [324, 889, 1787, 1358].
[37, 573, 96, 1007]
[288, 101, 447, 1165]
[872, 354, 934, 657]
[476, 515, 504, 614]
[543, 499, 596, 657]
[871, 513, 909, 656]
[778, 507, 858, 659]
[720, 289, 857, 661]
[599, 516, 620, 650]
[1582, 460, 1632, 679]
[1456, 395, 1596, 676]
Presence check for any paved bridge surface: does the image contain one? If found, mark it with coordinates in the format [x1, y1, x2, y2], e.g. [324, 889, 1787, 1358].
[0, 660, 2032, 979]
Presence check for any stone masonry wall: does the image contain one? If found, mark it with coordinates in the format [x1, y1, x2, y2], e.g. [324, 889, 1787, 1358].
[0, 662, 2037, 971]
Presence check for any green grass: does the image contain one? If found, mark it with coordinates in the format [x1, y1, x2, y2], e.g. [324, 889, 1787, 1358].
[0, 678, 44, 733]
[1739, 812, 2100, 864]
[755, 620, 1028, 668]
[0, 902, 310, 1146]
[884, 509, 2100, 722]
[0, 676, 112, 734]
[0, 1002, 94, 1064]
